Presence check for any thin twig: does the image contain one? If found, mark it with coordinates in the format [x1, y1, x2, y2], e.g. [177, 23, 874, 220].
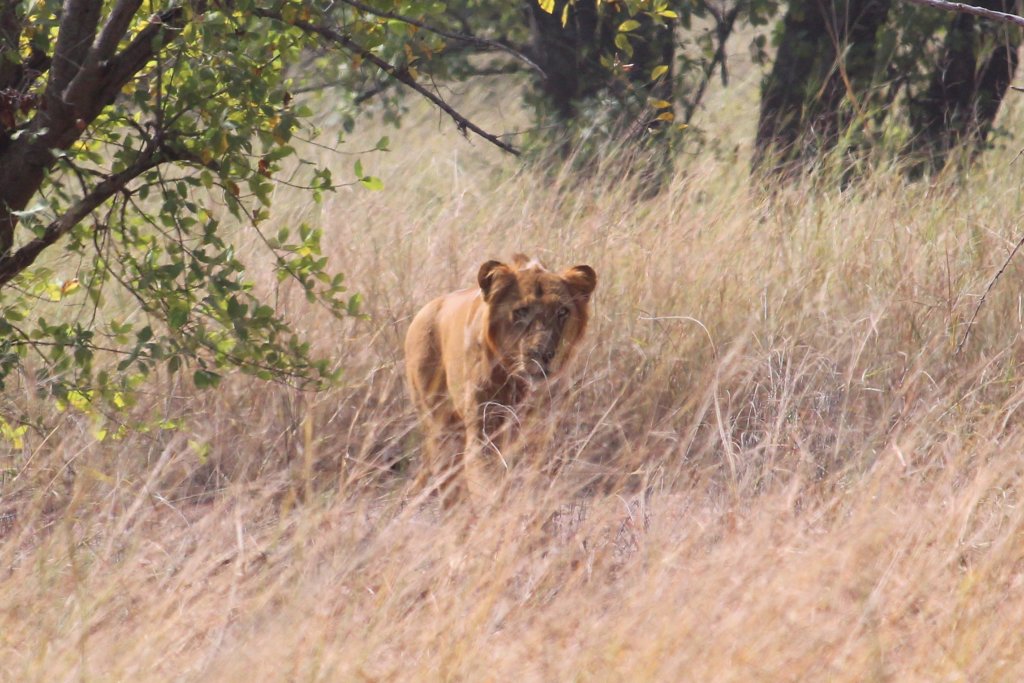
[252, 8, 520, 156]
[683, 3, 738, 124]
[337, 0, 544, 77]
[0, 145, 163, 287]
[955, 231, 1024, 354]
[899, 0, 1024, 27]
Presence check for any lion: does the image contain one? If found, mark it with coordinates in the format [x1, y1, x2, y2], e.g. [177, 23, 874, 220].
[405, 253, 597, 507]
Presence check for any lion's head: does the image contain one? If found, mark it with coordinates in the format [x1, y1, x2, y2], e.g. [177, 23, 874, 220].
[477, 254, 597, 381]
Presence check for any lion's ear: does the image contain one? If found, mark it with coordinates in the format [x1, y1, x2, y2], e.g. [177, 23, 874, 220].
[478, 260, 513, 302]
[563, 265, 597, 300]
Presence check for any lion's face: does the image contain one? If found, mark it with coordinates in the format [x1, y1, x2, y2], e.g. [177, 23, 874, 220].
[478, 256, 597, 381]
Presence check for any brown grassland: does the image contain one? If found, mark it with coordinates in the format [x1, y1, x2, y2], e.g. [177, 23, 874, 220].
[5, 56, 1024, 681]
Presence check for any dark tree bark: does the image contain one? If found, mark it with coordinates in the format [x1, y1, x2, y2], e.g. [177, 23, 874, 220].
[524, 1, 674, 132]
[524, 0, 676, 190]
[524, 0, 608, 122]
[753, 0, 892, 177]
[907, 0, 1021, 174]
[0, 0, 183, 259]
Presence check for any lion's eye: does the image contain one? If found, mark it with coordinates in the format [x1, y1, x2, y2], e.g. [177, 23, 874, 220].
[557, 306, 570, 321]
[513, 307, 530, 324]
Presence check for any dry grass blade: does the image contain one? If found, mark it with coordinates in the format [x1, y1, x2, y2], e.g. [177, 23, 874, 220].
[4, 63, 1024, 681]
[955, 229, 1024, 354]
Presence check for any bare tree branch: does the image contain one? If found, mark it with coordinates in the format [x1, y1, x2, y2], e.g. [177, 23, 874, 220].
[296, 62, 528, 100]
[899, 0, 1024, 27]
[47, 0, 103, 111]
[337, 0, 544, 77]
[684, 2, 739, 124]
[252, 8, 521, 156]
[955, 231, 1024, 354]
[94, 0, 144, 61]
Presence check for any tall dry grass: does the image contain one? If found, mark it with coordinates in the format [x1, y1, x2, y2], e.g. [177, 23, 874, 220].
[5, 67, 1024, 680]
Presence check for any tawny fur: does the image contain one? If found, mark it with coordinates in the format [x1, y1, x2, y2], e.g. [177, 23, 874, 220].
[405, 254, 597, 507]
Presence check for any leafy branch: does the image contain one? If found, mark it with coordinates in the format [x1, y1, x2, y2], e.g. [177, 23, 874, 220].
[251, 7, 521, 156]
[0, 142, 164, 287]
[336, 0, 544, 76]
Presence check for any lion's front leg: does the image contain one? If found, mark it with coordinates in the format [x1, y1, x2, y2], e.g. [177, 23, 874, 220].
[462, 422, 498, 508]
[432, 417, 468, 510]
[409, 398, 466, 510]
[462, 401, 515, 507]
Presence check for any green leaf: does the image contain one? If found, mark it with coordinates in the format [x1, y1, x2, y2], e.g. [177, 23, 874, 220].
[359, 176, 384, 191]
[538, 0, 555, 14]
[614, 32, 634, 57]
[193, 369, 222, 389]
[619, 19, 641, 32]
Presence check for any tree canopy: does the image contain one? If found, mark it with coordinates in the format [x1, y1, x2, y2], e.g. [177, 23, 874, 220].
[0, 0, 521, 411]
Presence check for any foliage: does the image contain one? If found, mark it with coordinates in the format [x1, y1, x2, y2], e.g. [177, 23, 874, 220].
[297, 0, 782, 159]
[3, 0, 1017, 437]
[754, 0, 1021, 176]
[0, 0, 505, 420]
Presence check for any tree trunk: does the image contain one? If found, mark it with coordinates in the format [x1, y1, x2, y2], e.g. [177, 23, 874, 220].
[524, 0, 608, 123]
[753, 0, 892, 177]
[908, 0, 1021, 174]
[524, 0, 676, 190]
[0, 142, 52, 256]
